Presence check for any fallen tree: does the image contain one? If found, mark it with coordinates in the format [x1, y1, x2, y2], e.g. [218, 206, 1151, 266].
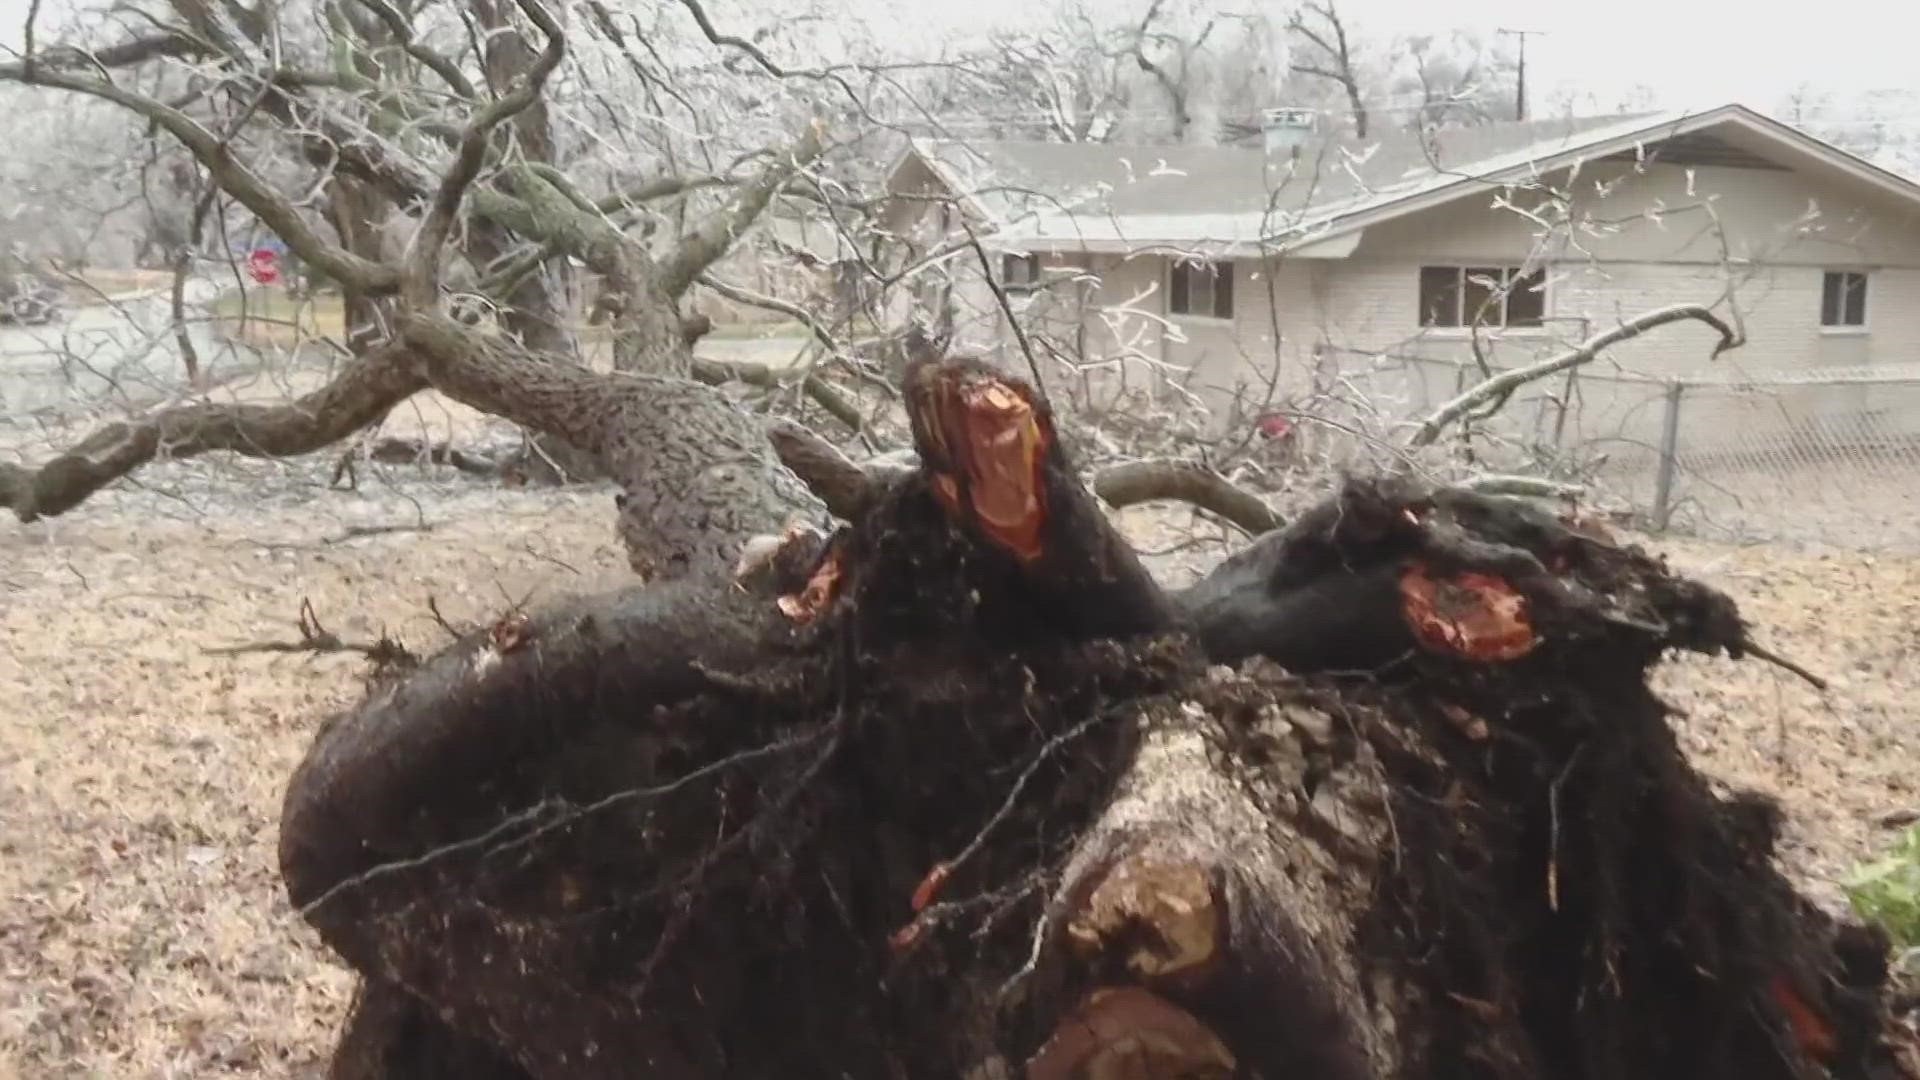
[281, 355, 1912, 1079]
[4, 7, 1909, 1076]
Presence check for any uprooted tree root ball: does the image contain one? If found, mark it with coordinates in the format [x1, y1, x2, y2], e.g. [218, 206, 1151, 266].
[278, 357, 1914, 1079]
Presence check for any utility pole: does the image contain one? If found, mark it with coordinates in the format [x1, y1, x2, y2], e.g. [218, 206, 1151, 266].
[1497, 28, 1545, 122]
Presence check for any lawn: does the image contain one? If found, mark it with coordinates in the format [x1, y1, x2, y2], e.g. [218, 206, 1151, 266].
[208, 288, 346, 350]
[205, 288, 802, 353]
[55, 268, 175, 302]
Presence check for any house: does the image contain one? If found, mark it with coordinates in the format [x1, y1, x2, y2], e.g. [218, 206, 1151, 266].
[688, 210, 871, 327]
[879, 104, 1920, 431]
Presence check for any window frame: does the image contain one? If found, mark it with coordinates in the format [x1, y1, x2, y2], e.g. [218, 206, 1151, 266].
[1168, 259, 1235, 321]
[1001, 252, 1041, 293]
[1820, 269, 1869, 332]
[1417, 264, 1547, 331]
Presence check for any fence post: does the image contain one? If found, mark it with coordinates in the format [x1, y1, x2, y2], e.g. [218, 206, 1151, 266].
[1651, 381, 1685, 532]
[1552, 364, 1578, 448]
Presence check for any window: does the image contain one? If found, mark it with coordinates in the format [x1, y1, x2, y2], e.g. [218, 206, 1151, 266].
[1001, 252, 1041, 292]
[1169, 260, 1234, 319]
[1418, 265, 1546, 328]
[1821, 270, 1868, 329]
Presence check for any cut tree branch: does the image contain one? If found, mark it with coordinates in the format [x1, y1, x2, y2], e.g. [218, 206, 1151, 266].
[1406, 303, 1741, 448]
[763, 418, 899, 520]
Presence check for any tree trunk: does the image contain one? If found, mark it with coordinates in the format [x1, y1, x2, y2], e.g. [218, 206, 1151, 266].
[279, 357, 1911, 1080]
[397, 311, 821, 579]
[323, 176, 397, 356]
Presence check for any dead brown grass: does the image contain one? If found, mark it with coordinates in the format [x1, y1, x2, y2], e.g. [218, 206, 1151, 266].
[207, 289, 348, 351]
[0, 490, 1914, 1077]
[55, 268, 175, 303]
[0, 482, 633, 1078]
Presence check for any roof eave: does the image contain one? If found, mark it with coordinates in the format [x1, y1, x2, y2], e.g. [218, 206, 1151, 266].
[1002, 234, 1272, 259]
[883, 138, 1007, 228]
[1276, 103, 1920, 250]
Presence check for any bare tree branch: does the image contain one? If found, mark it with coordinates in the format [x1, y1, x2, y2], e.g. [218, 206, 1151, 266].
[1090, 461, 1281, 536]
[691, 355, 865, 434]
[405, 0, 565, 305]
[1458, 474, 1585, 500]
[696, 272, 838, 354]
[4, 65, 399, 292]
[395, 310, 826, 578]
[0, 345, 424, 522]
[1287, 0, 1368, 138]
[656, 120, 827, 297]
[758, 430, 1281, 538]
[596, 173, 725, 215]
[1406, 303, 1741, 448]
[1124, 0, 1190, 141]
[350, 0, 478, 99]
[959, 224, 1045, 389]
[0, 31, 202, 77]
[668, 0, 862, 102]
[207, 598, 417, 670]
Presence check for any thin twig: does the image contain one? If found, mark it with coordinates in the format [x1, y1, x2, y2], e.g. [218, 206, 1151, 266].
[423, 595, 468, 640]
[207, 598, 417, 668]
[959, 223, 1046, 392]
[1740, 638, 1830, 692]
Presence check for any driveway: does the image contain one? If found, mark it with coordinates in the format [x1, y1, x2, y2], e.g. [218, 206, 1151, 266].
[0, 279, 255, 422]
[696, 333, 813, 371]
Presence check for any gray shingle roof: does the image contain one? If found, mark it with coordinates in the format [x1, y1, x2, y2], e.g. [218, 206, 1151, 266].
[906, 111, 1728, 253]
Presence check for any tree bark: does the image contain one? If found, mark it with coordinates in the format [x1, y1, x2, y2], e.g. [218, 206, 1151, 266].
[323, 176, 400, 356]
[398, 311, 823, 579]
[470, 0, 578, 361]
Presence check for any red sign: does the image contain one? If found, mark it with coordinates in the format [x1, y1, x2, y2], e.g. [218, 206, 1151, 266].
[246, 248, 280, 285]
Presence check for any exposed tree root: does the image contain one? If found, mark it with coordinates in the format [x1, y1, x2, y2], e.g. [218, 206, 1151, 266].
[279, 359, 1912, 1080]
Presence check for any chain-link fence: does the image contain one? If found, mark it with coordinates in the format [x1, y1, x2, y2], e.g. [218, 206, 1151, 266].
[1310, 346, 1920, 551]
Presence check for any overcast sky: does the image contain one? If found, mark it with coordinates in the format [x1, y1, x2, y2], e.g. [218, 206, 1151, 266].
[925, 0, 1920, 117]
[1324, 0, 1920, 113]
[3, 0, 1915, 122]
